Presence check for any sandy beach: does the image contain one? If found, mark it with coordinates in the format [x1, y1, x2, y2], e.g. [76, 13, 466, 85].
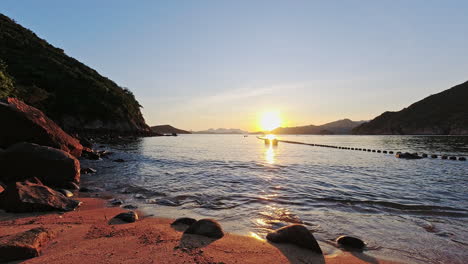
[0, 198, 401, 264]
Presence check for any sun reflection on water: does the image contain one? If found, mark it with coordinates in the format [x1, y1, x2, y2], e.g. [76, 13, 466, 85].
[264, 144, 276, 164]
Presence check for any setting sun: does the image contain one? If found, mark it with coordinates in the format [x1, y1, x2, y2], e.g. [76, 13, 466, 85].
[259, 111, 282, 131]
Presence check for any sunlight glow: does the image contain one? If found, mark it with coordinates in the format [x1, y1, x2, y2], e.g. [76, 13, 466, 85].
[259, 111, 282, 131]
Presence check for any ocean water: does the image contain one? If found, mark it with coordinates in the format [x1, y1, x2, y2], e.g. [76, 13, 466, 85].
[81, 135, 468, 264]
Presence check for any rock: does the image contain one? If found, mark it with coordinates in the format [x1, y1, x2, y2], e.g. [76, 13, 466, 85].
[171, 217, 197, 226]
[0, 142, 80, 188]
[377, 150, 381, 153]
[113, 211, 138, 223]
[0, 98, 83, 157]
[122, 204, 138, 209]
[459, 157, 466, 161]
[395, 152, 422, 159]
[421, 153, 428, 158]
[155, 199, 178, 206]
[383, 150, 388, 154]
[79, 186, 104, 193]
[389, 151, 394, 154]
[113, 158, 125, 163]
[109, 198, 124, 206]
[184, 219, 224, 239]
[449, 156, 457, 160]
[81, 167, 97, 174]
[0, 227, 55, 262]
[336, 235, 366, 250]
[431, 154, 438, 158]
[0, 179, 81, 212]
[82, 148, 101, 160]
[57, 189, 73, 197]
[441, 155, 448, 160]
[266, 224, 322, 254]
[134, 194, 146, 199]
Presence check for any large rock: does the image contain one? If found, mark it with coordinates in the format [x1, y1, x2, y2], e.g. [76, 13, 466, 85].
[0, 98, 83, 157]
[184, 219, 224, 239]
[336, 235, 366, 250]
[0, 142, 80, 188]
[0, 178, 81, 212]
[266, 224, 322, 254]
[0, 227, 55, 262]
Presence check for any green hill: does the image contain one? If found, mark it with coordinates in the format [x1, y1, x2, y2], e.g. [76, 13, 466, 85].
[353, 81, 468, 135]
[0, 14, 151, 135]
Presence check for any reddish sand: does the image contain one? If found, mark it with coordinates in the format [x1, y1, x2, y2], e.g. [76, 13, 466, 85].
[0, 198, 401, 264]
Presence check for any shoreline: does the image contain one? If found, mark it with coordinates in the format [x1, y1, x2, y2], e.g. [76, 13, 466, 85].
[0, 197, 401, 264]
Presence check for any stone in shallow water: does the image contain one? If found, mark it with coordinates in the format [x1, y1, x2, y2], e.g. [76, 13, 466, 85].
[336, 235, 366, 250]
[266, 224, 322, 254]
[113, 211, 138, 223]
[171, 217, 197, 226]
[0, 227, 55, 262]
[184, 219, 224, 239]
[109, 198, 124, 206]
[122, 204, 138, 209]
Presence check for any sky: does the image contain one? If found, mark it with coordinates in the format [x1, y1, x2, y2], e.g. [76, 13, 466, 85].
[2, 1, 468, 131]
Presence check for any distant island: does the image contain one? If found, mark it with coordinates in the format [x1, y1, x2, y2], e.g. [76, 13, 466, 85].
[353, 81, 468, 135]
[269, 119, 366, 135]
[194, 128, 249, 134]
[151, 125, 191, 134]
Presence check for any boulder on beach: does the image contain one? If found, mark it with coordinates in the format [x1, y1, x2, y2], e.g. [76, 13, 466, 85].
[0, 142, 80, 189]
[112, 211, 139, 223]
[184, 219, 224, 239]
[0, 227, 55, 262]
[266, 224, 322, 254]
[336, 235, 366, 250]
[395, 152, 422, 159]
[0, 178, 81, 213]
[0, 98, 83, 157]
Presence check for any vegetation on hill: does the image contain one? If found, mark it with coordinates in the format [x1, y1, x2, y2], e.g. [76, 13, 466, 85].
[353, 81, 468, 135]
[0, 14, 151, 134]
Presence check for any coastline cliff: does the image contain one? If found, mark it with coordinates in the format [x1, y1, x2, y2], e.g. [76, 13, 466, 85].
[0, 14, 152, 135]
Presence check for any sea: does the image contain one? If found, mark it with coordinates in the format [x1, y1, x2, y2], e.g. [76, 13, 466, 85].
[80, 134, 468, 264]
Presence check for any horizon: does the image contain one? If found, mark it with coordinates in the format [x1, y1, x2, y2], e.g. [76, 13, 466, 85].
[2, 1, 468, 131]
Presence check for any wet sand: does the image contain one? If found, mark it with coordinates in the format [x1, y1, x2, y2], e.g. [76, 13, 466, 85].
[0, 198, 401, 264]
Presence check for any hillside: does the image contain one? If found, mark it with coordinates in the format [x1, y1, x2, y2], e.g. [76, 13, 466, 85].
[151, 125, 191, 134]
[0, 14, 151, 135]
[353, 81, 468, 135]
[271, 119, 365, 135]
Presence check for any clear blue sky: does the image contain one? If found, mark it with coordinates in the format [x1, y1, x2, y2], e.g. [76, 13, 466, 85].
[2, 1, 468, 131]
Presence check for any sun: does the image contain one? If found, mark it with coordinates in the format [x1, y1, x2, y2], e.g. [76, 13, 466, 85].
[259, 111, 282, 131]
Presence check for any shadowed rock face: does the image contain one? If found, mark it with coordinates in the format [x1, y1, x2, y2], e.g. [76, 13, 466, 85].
[336, 236, 366, 250]
[171, 217, 197, 226]
[0, 178, 81, 213]
[0, 227, 55, 262]
[0, 142, 80, 189]
[266, 224, 322, 254]
[184, 219, 224, 239]
[0, 98, 83, 157]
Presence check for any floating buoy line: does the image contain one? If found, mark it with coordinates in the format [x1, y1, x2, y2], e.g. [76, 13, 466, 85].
[256, 136, 466, 161]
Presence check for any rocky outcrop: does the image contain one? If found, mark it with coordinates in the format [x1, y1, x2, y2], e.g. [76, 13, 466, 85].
[0, 142, 80, 189]
[184, 219, 224, 239]
[0, 14, 153, 136]
[151, 125, 191, 134]
[266, 224, 322, 254]
[0, 178, 81, 213]
[353, 81, 468, 135]
[0, 227, 55, 262]
[0, 98, 83, 157]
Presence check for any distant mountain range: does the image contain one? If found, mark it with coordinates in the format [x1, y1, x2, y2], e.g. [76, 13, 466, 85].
[353, 81, 468, 135]
[270, 119, 366, 135]
[150, 125, 191, 134]
[194, 128, 249, 134]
